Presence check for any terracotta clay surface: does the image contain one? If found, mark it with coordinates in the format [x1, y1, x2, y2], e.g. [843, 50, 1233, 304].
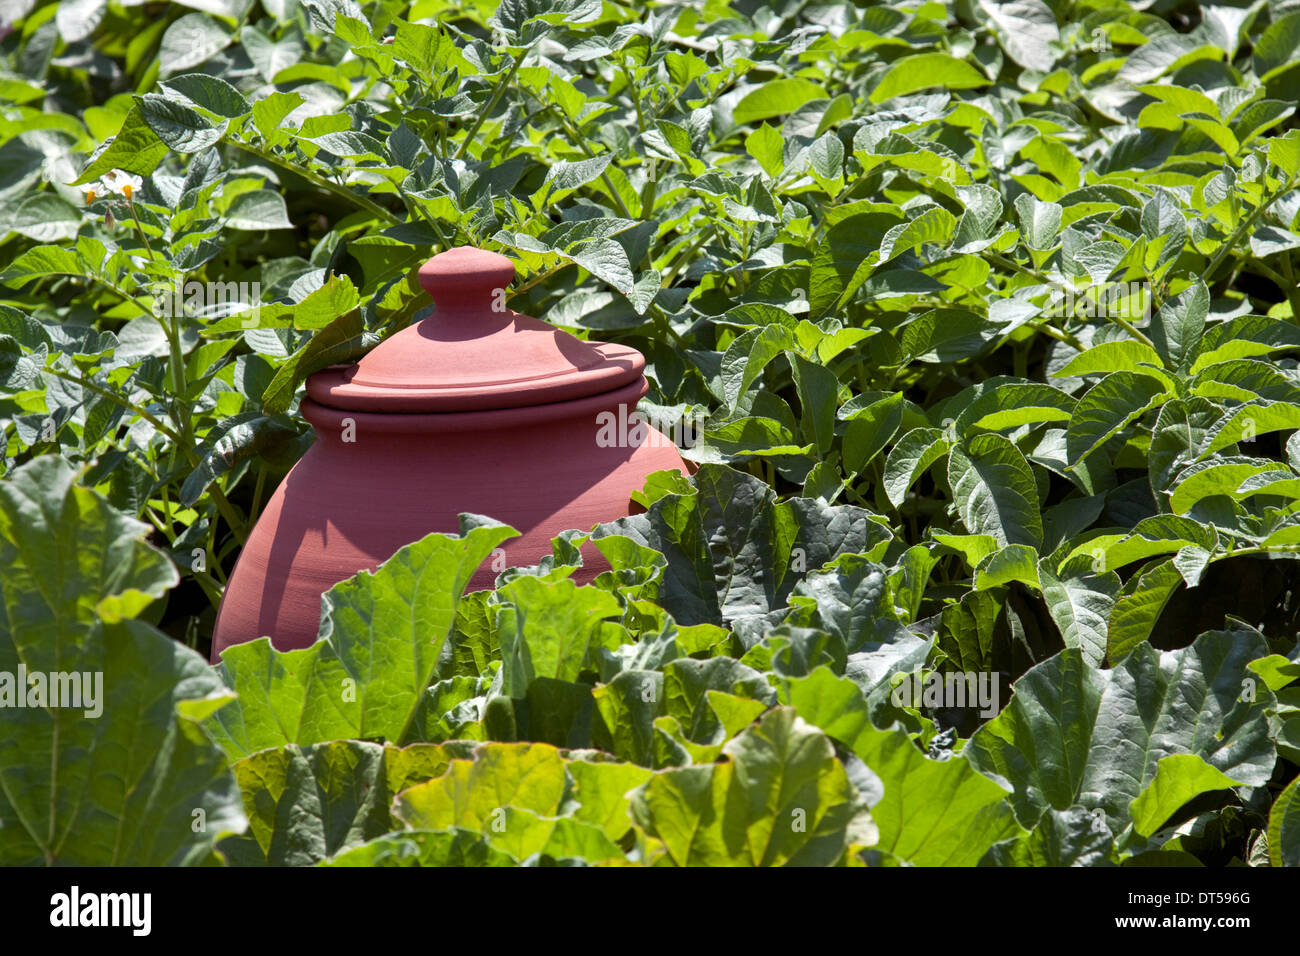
[211, 247, 687, 659]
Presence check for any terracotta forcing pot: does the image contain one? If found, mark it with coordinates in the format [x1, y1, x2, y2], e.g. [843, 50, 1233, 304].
[211, 246, 687, 659]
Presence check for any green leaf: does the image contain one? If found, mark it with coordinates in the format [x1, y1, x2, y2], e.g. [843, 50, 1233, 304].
[900, 309, 998, 363]
[251, 91, 304, 147]
[494, 576, 622, 696]
[1148, 397, 1221, 501]
[1268, 774, 1300, 867]
[73, 104, 168, 184]
[391, 744, 627, 863]
[591, 464, 891, 628]
[564, 238, 634, 295]
[1150, 280, 1209, 373]
[137, 93, 225, 152]
[402, 784, 619, 865]
[966, 629, 1275, 834]
[1192, 315, 1300, 372]
[953, 381, 1076, 436]
[180, 412, 299, 507]
[3, 194, 83, 243]
[1063, 515, 1217, 573]
[953, 183, 1004, 249]
[1066, 372, 1172, 463]
[789, 353, 839, 455]
[978, 0, 1058, 71]
[870, 53, 991, 103]
[843, 393, 903, 473]
[1129, 754, 1240, 838]
[785, 554, 906, 651]
[934, 533, 1000, 569]
[784, 668, 1021, 865]
[878, 207, 956, 263]
[974, 544, 1042, 591]
[203, 519, 518, 758]
[1054, 340, 1166, 378]
[1014, 194, 1063, 250]
[1038, 562, 1119, 667]
[1169, 457, 1277, 514]
[0, 457, 243, 865]
[233, 741, 391, 865]
[159, 12, 231, 77]
[884, 427, 952, 507]
[0, 245, 88, 286]
[544, 155, 612, 191]
[720, 324, 793, 411]
[629, 707, 869, 866]
[947, 434, 1043, 547]
[745, 124, 784, 178]
[1200, 400, 1300, 456]
[224, 191, 293, 230]
[1253, 11, 1300, 81]
[159, 73, 251, 118]
[1106, 559, 1183, 662]
[733, 78, 827, 124]
[980, 808, 1115, 866]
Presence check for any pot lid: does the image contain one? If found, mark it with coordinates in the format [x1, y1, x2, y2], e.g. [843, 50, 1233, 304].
[305, 246, 644, 413]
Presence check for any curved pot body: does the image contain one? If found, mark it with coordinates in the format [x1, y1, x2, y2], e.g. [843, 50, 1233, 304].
[211, 378, 685, 659]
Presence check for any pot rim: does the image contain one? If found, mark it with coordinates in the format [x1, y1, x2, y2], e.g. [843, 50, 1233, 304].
[300, 376, 652, 433]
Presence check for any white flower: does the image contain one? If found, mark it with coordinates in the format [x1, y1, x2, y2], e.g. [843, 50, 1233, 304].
[105, 169, 143, 200]
[78, 180, 104, 204]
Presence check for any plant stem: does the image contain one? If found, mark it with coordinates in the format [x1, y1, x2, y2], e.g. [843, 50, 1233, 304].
[125, 198, 157, 261]
[619, 59, 647, 135]
[231, 141, 399, 225]
[525, 96, 634, 219]
[43, 368, 181, 442]
[454, 48, 526, 160]
[508, 263, 568, 298]
[1203, 173, 1300, 286]
[250, 463, 268, 525]
[1281, 255, 1300, 321]
[661, 229, 712, 287]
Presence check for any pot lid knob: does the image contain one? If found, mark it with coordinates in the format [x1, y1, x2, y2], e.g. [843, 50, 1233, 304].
[417, 246, 516, 313]
[304, 243, 646, 412]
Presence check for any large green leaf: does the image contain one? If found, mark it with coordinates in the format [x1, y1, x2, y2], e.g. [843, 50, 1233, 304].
[1150, 281, 1209, 373]
[883, 427, 952, 507]
[947, 434, 1043, 547]
[1269, 774, 1300, 867]
[1039, 562, 1119, 667]
[1066, 372, 1172, 463]
[1106, 559, 1184, 661]
[870, 53, 991, 103]
[390, 740, 651, 861]
[966, 629, 1275, 835]
[784, 668, 1021, 865]
[1128, 754, 1240, 838]
[980, 808, 1116, 866]
[629, 707, 870, 866]
[232, 741, 392, 865]
[785, 554, 908, 650]
[979, 0, 1059, 72]
[203, 518, 517, 758]
[0, 457, 244, 865]
[733, 78, 827, 124]
[590, 464, 891, 629]
[493, 576, 622, 697]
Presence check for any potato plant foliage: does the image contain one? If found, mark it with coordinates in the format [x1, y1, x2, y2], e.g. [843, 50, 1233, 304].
[2, 0, 1300, 867]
